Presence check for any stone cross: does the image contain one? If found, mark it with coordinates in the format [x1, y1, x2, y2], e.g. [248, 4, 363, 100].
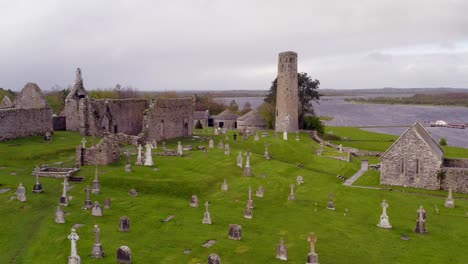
[84, 185, 92, 209]
[33, 167, 43, 193]
[67, 228, 81, 262]
[94, 224, 101, 244]
[246, 187, 254, 209]
[283, 130, 288, 140]
[92, 166, 101, 194]
[307, 232, 317, 254]
[16, 183, 26, 202]
[177, 141, 183, 156]
[92, 225, 105, 258]
[55, 205, 65, 224]
[414, 205, 427, 234]
[327, 192, 335, 210]
[144, 143, 154, 166]
[243, 155, 252, 176]
[248, 186, 252, 200]
[202, 201, 212, 224]
[81, 137, 87, 148]
[245, 155, 250, 167]
[60, 178, 69, 206]
[288, 184, 295, 201]
[136, 144, 143, 165]
[377, 199, 392, 229]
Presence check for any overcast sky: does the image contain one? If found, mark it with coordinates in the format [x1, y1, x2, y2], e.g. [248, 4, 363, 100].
[1, 0, 467, 91]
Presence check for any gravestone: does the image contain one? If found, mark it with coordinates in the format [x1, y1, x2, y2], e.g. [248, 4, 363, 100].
[244, 207, 253, 219]
[84, 186, 93, 209]
[414, 206, 427, 234]
[81, 137, 87, 148]
[208, 138, 214, 149]
[208, 253, 221, 264]
[32, 167, 43, 193]
[283, 131, 288, 140]
[228, 224, 242, 240]
[92, 166, 101, 194]
[125, 163, 132, 173]
[60, 178, 69, 206]
[237, 152, 243, 168]
[67, 228, 81, 264]
[338, 144, 343, 153]
[288, 184, 296, 201]
[44, 131, 52, 141]
[224, 143, 230, 155]
[306, 233, 319, 264]
[254, 132, 260, 141]
[177, 141, 183, 156]
[202, 201, 212, 224]
[264, 145, 271, 160]
[202, 240, 217, 248]
[119, 216, 130, 232]
[256, 186, 264, 198]
[377, 199, 392, 229]
[144, 143, 154, 166]
[214, 128, 219, 135]
[445, 187, 455, 208]
[91, 225, 105, 258]
[297, 175, 304, 185]
[135, 144, 143, 165]
[190, 195, 199, 207]
[296, 131, 300, 141]
[162, 141, 166, 151]
[16, 183, 26, 202]
[276, 238, 288, 261]
[218, 141, 224, 150]
[117, 246, 132, 264]
[221, 178, 228, 191]
[327, 193, 335, 210]
[243, 155, 252, 177]
[104, 198, 111, 209]
[55, 205, 65, 224]
[129, 189, 138, 197]
[246, 187, 254, 209]
[91, 201, 103, 217]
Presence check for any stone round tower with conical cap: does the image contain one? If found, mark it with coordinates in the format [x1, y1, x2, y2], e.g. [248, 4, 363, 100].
[275, 51, 298, 132]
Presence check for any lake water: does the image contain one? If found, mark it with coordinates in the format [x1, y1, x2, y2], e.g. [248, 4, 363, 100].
[216, 95, 468, 148]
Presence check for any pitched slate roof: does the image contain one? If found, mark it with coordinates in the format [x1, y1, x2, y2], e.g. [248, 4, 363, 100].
[212, 109, 238, 120]
[381, 122, 444, 160]
[238, 110, 266, 126]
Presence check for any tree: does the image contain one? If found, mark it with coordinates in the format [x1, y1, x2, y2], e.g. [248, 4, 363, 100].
[264, 72, 320, 129]
[228, 100, 239, 112]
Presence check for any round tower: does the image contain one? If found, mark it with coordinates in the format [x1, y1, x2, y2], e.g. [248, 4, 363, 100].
[275, 51, 298, 132]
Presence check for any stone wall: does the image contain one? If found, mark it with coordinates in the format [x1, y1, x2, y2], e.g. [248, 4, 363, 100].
[53, 116, 67, 131]
[76, 135, 120, 166]
[380, 127, 442, 190]
[0, 108, 53, 141]
[443, 158, 468, 168]
[441, 168, 468, 193]
[141, 98, 194, 142]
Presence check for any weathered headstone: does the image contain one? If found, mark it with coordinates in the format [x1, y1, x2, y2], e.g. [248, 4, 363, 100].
[125, 152, 132, 172]
[218, 140, 224, 150]
[119, 216, 131, 232]
[208, 253, 221, 264]
[283, 131, 288, 140]
[91, 201, 103, 217]
[55, 205, 66, 224]
[221, 178, 228, 191]
[243, 155, 252, 177]
[256, 186, 264, 198]
[224, 143, 230, 155]
[306, 233, 319, 264]
[202, 201, 212, 225]
[177, 141, 183, 156]
[16, 183, 26, 202]
[81, 137, 87, 148]
[104, 198, 111, 209]
[254, 132, 260, 141]
[296, 175, 304, 185]
[135, 144, 143, 165]
[208, 138, 214, 149]
[214, 128, 219, 135]
[264, 144, 271, 160]
[190, 195, 199, 207]
[237, 152, 243, 168]
[377, 199, 392, 229]
[414, 206, 427, 234]
[92, 166, 101, 194]
[246, 186, 254, 209]
[288, 184, 296, 201]
[32, 167, 43, 193]
[296, 131, 300, 141]
[144, 143, 154, 166]
[67, 228, 81, 264]
[91, 225, 105, 258]
[60, 178, 69, 206]
[338, 144, 343, 153]
[84, 185, 93, 209]
[152, 139, 158, 149]
[228, 224, 242, 240]
[276, 238, 288, 261]
[129, 189, 138, 197]
[117, 246, 132, 264]
[327, 193, 335, 210]
[244, 207, 253, 219]
[444, 187, 455, 208]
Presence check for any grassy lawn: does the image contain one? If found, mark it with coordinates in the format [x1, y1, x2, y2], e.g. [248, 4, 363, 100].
[0, 129, 468, 263]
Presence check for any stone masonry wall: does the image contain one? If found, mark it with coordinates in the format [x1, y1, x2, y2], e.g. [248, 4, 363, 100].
[76, 135, 120, 166]
[0, 108, 53, 141]
[142, 98, 194, 142]
[443, 158, 468, 168]
[441, 168, 468, 193]
[380, 127, 442, 190]
[275, 51, 299, 132]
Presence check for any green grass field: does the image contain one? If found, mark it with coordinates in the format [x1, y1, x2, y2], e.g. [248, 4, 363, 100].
[1, 128, 468, 264]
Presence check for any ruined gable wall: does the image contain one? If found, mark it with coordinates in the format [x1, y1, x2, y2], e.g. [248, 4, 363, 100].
[0, 107, 53, 141]
[142, 98, 194, 142]
[86, 99, 148, 136]
[76, 135, 120, 166]
[63, 98, 85, 132]
[380, 127, 442, 190]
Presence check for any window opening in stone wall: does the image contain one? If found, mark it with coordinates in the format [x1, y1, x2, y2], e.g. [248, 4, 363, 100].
[416, 159, 419, 174]
[400, 159, 405, 174]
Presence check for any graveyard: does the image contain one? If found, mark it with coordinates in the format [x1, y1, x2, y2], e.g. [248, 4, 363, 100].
[1, 127, 468, 264]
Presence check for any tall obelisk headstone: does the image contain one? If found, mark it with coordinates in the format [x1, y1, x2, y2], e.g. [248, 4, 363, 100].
[275, 51, 298, 132]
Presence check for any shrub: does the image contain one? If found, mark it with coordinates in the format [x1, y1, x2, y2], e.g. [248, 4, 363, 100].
[303, 116, 324, 134]
[439, 137, 447, 146]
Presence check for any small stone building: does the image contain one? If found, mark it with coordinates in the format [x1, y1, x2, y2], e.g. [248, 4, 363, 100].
[237, 110, 267, 131]
[211, 109, 238, 129]
[380, 122, 468, 193]
[193, 110, 210, 128]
